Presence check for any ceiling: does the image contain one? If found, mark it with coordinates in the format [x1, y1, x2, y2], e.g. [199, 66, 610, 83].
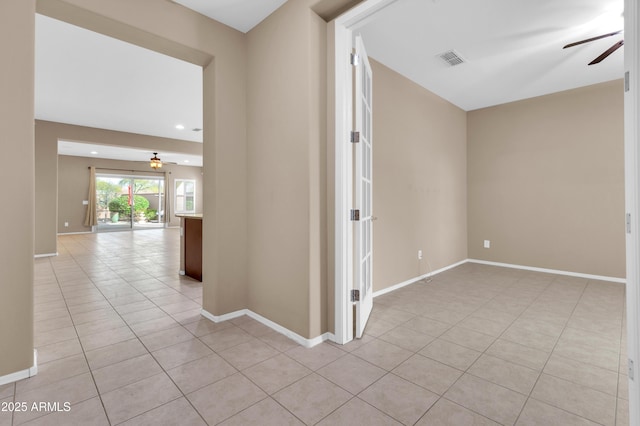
[35, 14, 203, 143]
[58, 141, 203, 167]
[172, 0, 288, 33]
[357, 0, 624, 111]
[38, 0, 624, 165]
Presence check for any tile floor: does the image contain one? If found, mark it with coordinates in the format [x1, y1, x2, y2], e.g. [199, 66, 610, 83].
[0, 228, 630, 425]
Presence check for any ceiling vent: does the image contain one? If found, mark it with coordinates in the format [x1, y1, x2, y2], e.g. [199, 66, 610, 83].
[438, 50, 465, 67]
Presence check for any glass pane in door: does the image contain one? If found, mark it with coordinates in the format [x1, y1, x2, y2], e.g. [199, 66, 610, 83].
[132, 177, 165, 229]
[96, 176, 133, 231]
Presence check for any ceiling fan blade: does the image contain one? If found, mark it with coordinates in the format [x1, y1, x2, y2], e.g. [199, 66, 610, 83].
[563, 30, 622, 49]
[588, 40, 624, 65]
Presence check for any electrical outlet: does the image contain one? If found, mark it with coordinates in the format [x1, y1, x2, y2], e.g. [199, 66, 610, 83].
[483, 240, 490, 248]
[418, 250, 423, 260]
[64, 222, 69, 227]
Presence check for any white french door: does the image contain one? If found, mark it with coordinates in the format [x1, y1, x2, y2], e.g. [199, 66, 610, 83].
[353, 35, 373, 338]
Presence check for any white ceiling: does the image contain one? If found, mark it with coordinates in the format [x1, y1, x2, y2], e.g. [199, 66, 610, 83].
[35, 14, 203, 143]
[37, 0, 625, 166]
[173, 0, 288, 33]
[58, 141, 203, 167]
[357, 0, 624, 111]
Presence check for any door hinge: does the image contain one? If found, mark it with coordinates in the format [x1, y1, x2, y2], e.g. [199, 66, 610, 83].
[625, 71, 630, 93]
[627, 213, 631, 234]
[350, 131, 360, 143]
[350, 209, 360, 221]
[630, 359, 635, 380]
[350, 53, 360, 66]
[351, 289, 360, 302]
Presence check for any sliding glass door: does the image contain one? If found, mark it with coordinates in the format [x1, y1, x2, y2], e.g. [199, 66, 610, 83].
[96, 175, 165, 231]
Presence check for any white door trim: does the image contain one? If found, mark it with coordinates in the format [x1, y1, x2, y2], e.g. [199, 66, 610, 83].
[624, 0, 639, 424]
[333, 0, 399, 344]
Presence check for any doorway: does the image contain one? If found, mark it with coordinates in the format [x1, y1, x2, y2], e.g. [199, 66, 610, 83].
[96, 174, 166, 231]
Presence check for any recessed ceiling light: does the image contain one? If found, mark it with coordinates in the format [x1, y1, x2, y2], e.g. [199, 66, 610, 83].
[175, 124, 185, 130]
[90, 151, 98, 155]
[183, 160, 190, 163]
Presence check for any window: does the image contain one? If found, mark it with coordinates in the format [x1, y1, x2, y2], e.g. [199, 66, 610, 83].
[175, 179, 196, 213]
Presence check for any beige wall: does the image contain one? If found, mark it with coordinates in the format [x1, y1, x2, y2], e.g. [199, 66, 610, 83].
[371, 59, 468, 291]
[246, 0, 327, 338]
[57, 155, 203, 232]
[0, 0, 35, 377]
[468, 80, 625, 278]
[35, 120, 203, 253]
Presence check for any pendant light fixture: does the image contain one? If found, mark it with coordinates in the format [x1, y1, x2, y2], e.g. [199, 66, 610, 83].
[150, 152, 163, 169]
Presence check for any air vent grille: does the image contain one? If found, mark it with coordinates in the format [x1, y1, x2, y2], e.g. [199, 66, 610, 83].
[438, 50, 465, 67]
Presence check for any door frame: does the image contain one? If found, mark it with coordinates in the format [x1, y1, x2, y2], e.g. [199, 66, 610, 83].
[332, 0, 399, 345]
[624, 0, 640, 424]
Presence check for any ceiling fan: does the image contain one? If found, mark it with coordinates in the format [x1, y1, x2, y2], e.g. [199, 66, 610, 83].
[563, 30, 624, 65]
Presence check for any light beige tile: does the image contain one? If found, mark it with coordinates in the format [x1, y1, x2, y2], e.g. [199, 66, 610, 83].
[351, 339, 413, 371]
[121, 307, 171, 325]
[544, 354, 618, 396]
[138, 325, 194, 352]
[183, 318, 233, 337]
[393, 354, 463, 395]
[416, 398, 500, 426]
[286, 343, 347, 370]
[16, 353, 89, 395]
[129, 315, 180, 336]
[236, 319, 275, 337]
[458, 315, 510, 337]
[317, 353, 386, 395]
[120, 397, 207, 426]
[273, 373, 352, 425]
[20, 396, 109, 426]
[0, 384, 13, 400]
[167, 353, 237, 394]
[378, 326, 435, 352]
[187, 373, 267, 425]
[327, 334, 376, 353]
[243, 354, 310, 395]
[219, 339, 280, 370]
[200, 326, 254, 352]
[79, 325, 136, 352]
[560, 327, 621, 353]
[152, 338, 213, 370]
[531, 374, 616, 425]
[85, 338, 147, 370]
[259, 330, 301, 352]
[34, 314, 74, 333]
[92, 353, 163, 394]
[359, 373, 438, 425]
[101, 373, 182, 425]
[12, 372, 98, 425]
[34, 326, 77, 347]
[444, 373, 527, 425]
[219, 397, 303, 426]
[419, 338, 481, 370]
[363, 318, 398, 337]
[516, 398, 600, 426]
[37, 338, 83, 365]
[440, 326, 496, 352]
[468, 354, 539, 395]
[114, 300, 156, 315]
[553, 340, 619, 372]
[486, 339, 549, 370]
[618, 374, 629, 400]
[403, 316, 451, 337]
[317, 397, 401, 426]
[617, 398, 629, 426]
[502, 325, 558, 352]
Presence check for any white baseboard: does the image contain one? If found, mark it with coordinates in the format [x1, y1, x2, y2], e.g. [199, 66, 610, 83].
[467, 259, 626, 284]
[200, 308, 334, 348]
[372, 259, 468, 298]
[0, 349, 38, 386]
[34, 252, 58, 258]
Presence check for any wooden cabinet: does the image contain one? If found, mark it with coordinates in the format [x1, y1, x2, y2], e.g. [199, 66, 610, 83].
[177, 214, 203, 282]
